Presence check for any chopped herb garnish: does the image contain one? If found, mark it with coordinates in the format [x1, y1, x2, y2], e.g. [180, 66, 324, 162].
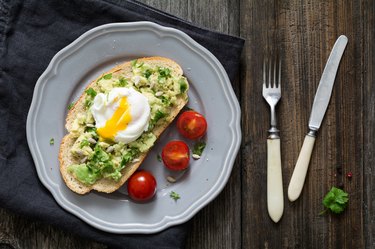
[131, 59, 144, 68]
[117, 77, 127, 87]
[143, 69, 152, 79]
[50, 138, 54, 145]
[157, 67, 171, 83]
[320, 187, 349, 215]
[85, 126, 97, 134]
[170, 191, 180, 201]
[158, 76, 166, 84]
[87, 145, 112, 172]
[103, 73, 112, 80]
[148, 110, 166, 130]
[85, 88, 97, 98]
[68, 102, 75, 110]
[179, 79, 188, 93]
[80, 139, 90, 148]
[84, 88, 97, 108]
[158, 67, 171, 78]
[157, 154, 162, 162]
[161, 96, 171, 106]
[192, 141, 206, 157]
[84, 99, 93, 108]
[120, 148, 139, 167]
[153, 110, 166, 123]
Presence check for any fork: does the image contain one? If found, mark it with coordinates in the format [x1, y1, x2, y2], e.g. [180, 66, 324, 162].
[262, 57, 284, 223]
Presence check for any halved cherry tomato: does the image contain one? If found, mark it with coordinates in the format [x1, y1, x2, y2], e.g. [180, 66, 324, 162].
[127, 170, 157, 202]
[177, 110, 207, 140]
[162, 140, 190, 170]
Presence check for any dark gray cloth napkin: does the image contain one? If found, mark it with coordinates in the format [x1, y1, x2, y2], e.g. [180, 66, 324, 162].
[0, 0, 244, 248]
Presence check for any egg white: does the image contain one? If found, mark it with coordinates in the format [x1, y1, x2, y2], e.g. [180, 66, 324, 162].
[91, 87, 151, 143]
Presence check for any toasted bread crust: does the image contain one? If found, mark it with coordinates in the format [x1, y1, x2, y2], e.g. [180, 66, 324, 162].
[59, 57, 187, 194]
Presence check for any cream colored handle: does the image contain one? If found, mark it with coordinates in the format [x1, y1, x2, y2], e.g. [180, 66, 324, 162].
[288, 135, 316, 202]
[267, 138, 284, 223]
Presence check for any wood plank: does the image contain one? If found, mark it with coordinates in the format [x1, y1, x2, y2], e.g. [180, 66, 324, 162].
[363, 0, 375, 248]
[0, 208, 104, 249]
[240, 0, 365, 248]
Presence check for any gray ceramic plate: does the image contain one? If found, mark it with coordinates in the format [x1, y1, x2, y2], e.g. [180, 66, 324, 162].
[26, 22, 241, 234]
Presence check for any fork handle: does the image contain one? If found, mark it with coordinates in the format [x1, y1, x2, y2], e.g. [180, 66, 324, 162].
[267, 138, 284, 223]
[288, 135, 316, 202]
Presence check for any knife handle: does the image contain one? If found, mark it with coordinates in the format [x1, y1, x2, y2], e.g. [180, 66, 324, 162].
[267, 138, 284, 222]
[288, 134, 316, 202]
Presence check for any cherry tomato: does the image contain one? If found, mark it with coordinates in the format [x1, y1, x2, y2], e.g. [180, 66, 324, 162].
[127, 170, 157, 202]
[177, 111, 207, 139]
[162, 140, 190, 170]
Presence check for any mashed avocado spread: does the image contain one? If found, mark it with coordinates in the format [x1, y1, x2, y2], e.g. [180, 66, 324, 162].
[67, 60, 189, 185]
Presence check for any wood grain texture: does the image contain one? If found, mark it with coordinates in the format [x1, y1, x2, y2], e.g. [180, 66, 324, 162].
[0, 208, 104, 249]
[241, 0, 366, 248]
[363, 0, 375, 248]
[1, 0, 373, 248]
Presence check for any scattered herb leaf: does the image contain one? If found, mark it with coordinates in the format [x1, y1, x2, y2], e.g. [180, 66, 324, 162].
[85, 127, 97, 133]
[50, 138, 54, 145]
[158, 67, 171, 83]
[84, 99, 93, 108]
[192, 141, 206, 157]
[80, 139, 90, 148]
[143, 69, 152, 79]
[320, 187, 349, 215]
[68, 102, 75, 110]
[170, 191, 180, 201]
[120, 148, 140, 168]
[161, 96, 171, 106]
[157, 154, 162, 162]
[158, 67, 171, 78]
[84, 88, 97, 108]
[153, 110, 166, 123]
[179, 79, 188, 93]
[117, 77, 127, 87]
[85, 88, 97, 98]
[131, 59, 144, 68]
[131, 59, 137, 67]
[103, 73, 112, 80]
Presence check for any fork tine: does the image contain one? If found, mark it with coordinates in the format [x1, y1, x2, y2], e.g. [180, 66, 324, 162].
[268, 57, 272, 88]
[273, 58, 277, 88]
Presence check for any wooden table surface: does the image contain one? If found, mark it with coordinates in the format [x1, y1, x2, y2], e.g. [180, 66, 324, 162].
[1, 0, 374, 248]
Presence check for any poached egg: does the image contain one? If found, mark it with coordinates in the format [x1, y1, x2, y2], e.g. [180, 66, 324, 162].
[91, 87, 150, 143]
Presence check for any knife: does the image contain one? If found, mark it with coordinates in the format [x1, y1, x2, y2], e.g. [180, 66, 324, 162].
[288, 35, 348, 202]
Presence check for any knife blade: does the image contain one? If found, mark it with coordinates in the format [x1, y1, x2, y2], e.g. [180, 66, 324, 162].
[288, 35, 348, 202]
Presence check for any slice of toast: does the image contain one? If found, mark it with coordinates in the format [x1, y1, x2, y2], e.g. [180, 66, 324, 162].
[59, 57, 188, 194]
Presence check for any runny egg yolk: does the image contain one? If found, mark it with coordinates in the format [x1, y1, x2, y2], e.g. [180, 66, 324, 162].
[97, 97, 132, 141]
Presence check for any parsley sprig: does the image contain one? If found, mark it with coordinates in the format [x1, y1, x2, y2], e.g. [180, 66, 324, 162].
[320, 187, 349, 215]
